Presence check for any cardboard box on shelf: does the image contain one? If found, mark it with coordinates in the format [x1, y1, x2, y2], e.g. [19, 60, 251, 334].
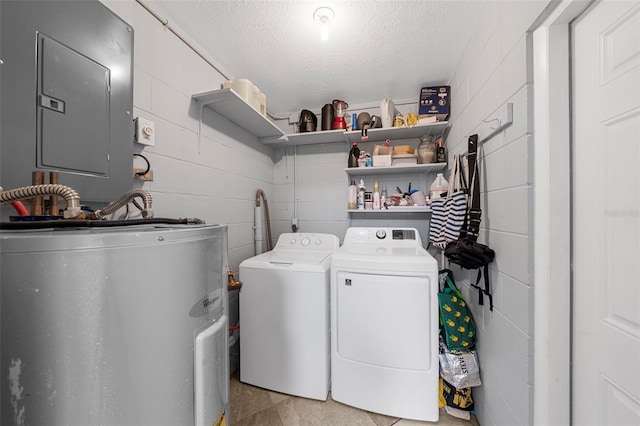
[419, 86, 450, 121]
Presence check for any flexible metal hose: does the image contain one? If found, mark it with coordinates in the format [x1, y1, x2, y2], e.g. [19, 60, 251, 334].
[91, 190, 154, 219]
[0, 184, 82, 218]
[255, 189, 273, 251]
[0, 217, 204, 230]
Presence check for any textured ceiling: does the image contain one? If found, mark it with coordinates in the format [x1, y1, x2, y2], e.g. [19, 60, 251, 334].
[149, 0, 489, 116]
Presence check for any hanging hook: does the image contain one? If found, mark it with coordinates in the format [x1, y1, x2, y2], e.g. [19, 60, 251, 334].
[481, 117, 501, 131]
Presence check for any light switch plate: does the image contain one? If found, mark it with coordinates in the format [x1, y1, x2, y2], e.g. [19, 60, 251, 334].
[134, 116, 155, 146]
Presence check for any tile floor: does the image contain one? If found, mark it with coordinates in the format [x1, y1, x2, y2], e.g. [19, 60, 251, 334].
[229, 373, 479, 426]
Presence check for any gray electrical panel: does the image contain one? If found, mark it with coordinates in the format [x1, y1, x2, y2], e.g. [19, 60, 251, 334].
[0, 0, 134, 203]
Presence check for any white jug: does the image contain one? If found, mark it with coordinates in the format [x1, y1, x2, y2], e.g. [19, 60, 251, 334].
[380, 98, 395, 128]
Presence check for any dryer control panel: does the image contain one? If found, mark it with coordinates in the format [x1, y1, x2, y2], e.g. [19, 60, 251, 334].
[391, 229, 416, 240]
[343, 227, 422, 246]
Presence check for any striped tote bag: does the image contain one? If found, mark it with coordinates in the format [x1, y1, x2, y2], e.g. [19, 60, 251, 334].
[430, 154, 467, 249]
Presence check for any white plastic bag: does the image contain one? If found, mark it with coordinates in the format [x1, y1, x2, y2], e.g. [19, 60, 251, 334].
[439, 338, 482, 389]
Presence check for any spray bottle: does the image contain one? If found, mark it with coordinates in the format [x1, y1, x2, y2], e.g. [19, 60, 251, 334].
[357, 179, 365, 210]
[373, 180, 380, 209]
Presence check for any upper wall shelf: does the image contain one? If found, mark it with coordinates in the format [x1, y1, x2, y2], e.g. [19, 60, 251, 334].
[273, 129, 346, 146]
[277, 121, 450, 146]
[192, 88, 285, 140]
[344, 121, 449, 144]
[192, 88, 449, 146]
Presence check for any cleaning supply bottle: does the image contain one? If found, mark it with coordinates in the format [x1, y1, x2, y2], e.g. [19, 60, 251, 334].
[430, 173, 449, 199]
[435, 136, 446, 163]
[380, 186, 388, 209]
[373, 180, 381, 209]
[357, 179, 366, 210]
[348, 180, 357, 210]
[348, 142, 360, 168]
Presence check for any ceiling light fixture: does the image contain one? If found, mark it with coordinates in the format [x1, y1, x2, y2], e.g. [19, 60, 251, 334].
[313, 7, 335, 41]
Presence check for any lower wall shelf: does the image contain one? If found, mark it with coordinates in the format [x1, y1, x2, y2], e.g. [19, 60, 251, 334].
[347, 207, 432, 214]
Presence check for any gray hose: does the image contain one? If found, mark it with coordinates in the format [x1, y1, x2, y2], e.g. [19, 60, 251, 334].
[0, 184, 82, 218]
[92, 190, 154, 219]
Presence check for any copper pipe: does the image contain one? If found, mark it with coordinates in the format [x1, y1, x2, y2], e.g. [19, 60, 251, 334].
[49, 171, 59, 216]
[227, 269, 242, 291]
[31, 171, 44, 215]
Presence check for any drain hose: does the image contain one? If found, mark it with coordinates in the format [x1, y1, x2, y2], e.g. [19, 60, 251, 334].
[255, 189, 273, 253]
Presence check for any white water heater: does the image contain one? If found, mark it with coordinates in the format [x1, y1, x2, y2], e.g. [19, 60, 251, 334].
[0, 224, 229, 426]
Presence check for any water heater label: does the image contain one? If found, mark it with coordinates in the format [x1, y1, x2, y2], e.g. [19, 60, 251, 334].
[189, 292, 221, 317]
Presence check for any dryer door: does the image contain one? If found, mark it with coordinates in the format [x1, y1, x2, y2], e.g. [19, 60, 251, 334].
[335, 271, 434, 371]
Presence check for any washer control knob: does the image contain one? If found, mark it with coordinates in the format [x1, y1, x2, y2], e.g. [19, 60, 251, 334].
[290, 238, 297, 245]
[315, 239, 322, 245]
[376, 229, 386, 239]
[301, 237, 310, 246]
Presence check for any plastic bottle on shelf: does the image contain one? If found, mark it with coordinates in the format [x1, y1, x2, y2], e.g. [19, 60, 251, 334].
[435, 136, 446, 163]
[373, 180, 381, 209]
[357, 152, 366, 168]
[380, 186, 388, 209]
[348, 142, 360, 168]
[357, 179, 366, 210]
[430, 173, 449, 199]
[348, 180, 357, 210]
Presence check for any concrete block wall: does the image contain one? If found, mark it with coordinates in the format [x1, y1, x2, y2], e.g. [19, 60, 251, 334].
[444, 2, 551, 425]
[102, 1, 553, 424]
[102, 0, 276, 272]
[271, 138, 434, 245]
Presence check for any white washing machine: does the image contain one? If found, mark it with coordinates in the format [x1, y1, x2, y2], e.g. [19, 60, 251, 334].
[239, 232, 339, 400]
[330, 227, 439, 422]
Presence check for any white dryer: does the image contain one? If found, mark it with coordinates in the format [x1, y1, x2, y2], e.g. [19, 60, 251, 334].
[330, 227, 439, 422]
[239, 233, 339, 400]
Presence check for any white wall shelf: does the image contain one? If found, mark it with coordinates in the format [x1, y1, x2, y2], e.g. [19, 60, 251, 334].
[347, 207, 432, 214]
[345, 162, 447, 176]
[192, 88, 285, 140]
[345, 121, 449, 144]
[275, 129, 346, 146]
[282, 122, 448, 146]
[192, 89, 449, 147]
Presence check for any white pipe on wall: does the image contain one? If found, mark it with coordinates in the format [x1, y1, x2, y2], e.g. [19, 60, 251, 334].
[254, 205, 264, 256]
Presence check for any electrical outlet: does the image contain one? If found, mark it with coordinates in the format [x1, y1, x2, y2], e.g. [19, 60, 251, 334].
[134, 117, 155, 146]
[134, 168, 154, 181]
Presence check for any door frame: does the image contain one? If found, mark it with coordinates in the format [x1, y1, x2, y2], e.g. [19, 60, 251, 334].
[532, 0, 592, 424]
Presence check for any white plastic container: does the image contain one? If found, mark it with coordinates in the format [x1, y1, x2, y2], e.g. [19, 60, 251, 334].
[391, 154, 418, 166]
[430, 173, 449, 199]
[223, 79, 266, 115]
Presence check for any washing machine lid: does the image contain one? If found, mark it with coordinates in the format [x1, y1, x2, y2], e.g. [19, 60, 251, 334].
[241, 232, 339, 268]
[248, 249, 332, 265]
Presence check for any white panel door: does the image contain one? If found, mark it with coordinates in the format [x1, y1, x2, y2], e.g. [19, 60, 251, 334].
[572, 1, 640, 425]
